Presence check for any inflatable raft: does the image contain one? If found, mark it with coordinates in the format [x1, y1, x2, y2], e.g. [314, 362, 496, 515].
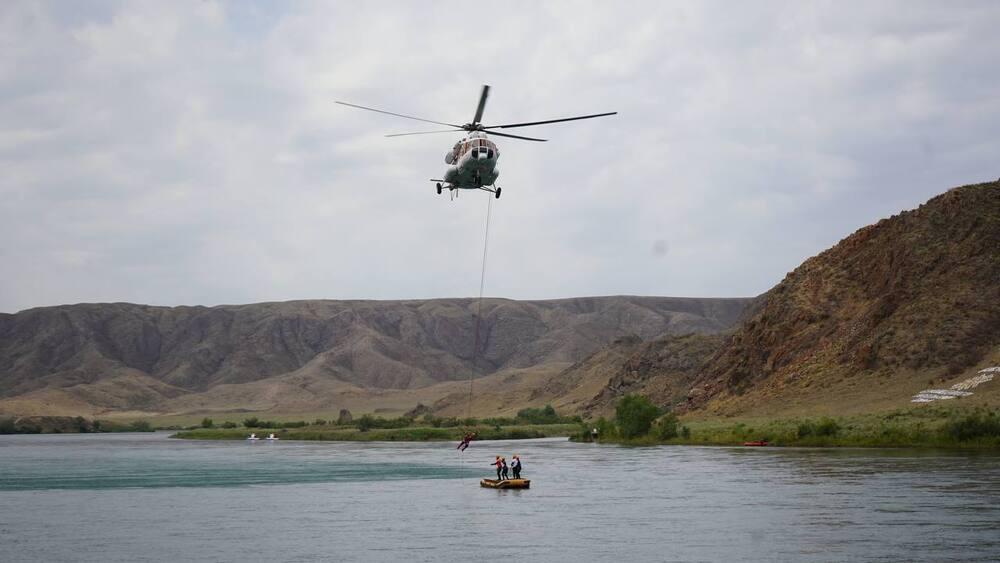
[480, 479, 530, 489]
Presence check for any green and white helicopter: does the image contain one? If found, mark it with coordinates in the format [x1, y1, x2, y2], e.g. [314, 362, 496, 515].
[336, 85, 615, 199]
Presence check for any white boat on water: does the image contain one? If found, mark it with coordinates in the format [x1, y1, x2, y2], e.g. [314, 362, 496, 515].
[247, 433, 259, 441]
[266, 433, 279, 441]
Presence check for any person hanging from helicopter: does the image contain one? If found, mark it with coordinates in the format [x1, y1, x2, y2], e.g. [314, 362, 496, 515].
[457, 431, 477, 451]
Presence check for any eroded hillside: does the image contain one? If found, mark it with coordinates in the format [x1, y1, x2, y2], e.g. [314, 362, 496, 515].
[0, 296, 749, 415]
[684, 180, 1000, 415]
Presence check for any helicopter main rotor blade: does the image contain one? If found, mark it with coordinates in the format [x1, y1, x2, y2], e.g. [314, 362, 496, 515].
[484, 130, 547, 142]
[335, 101, 461, 128]
[472, 85, 490, 125]
[385, 129, 463, 138]
[483, 111, 617, 130]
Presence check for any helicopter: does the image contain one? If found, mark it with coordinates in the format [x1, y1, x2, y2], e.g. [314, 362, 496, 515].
[336, 85, 616, 199]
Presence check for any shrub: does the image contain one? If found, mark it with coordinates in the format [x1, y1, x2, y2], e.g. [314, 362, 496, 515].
[815, 418, 840, 437]
[482, 417, 517, 426]
[516, 405, 561, 425]
[357, 414, 374, 432]
[314, 419, 327, 426]
[594, 417, 617, 439]
[74, 416, 90, 433]
[797, 418, 840, 439]
[680, 426, 691, 440]
[128, 420, 153, 432]
[615, 395, 660, 439]
[654, 412, 679, 440]
[221, 421, 237, 429]
[942, 411, 1000, 441]
[201, 418, 214, 429]
[243, 417, 261, 428]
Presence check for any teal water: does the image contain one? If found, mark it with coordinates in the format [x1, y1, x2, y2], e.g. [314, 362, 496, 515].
[1, 433, 999, 562]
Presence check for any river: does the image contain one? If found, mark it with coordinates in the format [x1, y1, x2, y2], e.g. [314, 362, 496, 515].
[1, 433, 998, 562]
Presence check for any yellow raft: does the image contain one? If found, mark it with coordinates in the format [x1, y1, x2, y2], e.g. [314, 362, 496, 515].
[480, 479, 530, 489]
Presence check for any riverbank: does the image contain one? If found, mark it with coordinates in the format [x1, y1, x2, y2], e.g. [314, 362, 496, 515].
[0, 416, 154, 434]
[174, 423, 579, 441]
[577, 405, 1000, 448]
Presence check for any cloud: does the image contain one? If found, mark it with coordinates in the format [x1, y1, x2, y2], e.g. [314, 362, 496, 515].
[1, 1, 999, 312]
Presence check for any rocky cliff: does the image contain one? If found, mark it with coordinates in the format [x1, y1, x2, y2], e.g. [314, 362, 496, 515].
[684, 180, 1000, 414]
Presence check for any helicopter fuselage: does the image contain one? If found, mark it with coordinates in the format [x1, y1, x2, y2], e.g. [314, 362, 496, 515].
[442, 131, 499, 189]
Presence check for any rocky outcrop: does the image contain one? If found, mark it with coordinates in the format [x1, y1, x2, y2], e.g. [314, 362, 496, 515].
[685, 180, 1000, 413]
[583, 333, 725, 416]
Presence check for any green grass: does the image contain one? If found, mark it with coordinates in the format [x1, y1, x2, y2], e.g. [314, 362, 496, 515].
[173, 423, 579, 442]
[574, 405, 1000, 448]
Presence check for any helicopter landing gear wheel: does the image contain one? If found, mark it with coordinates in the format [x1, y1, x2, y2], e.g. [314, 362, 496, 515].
[495, 187, 501, 199]
[436, 183, 442, 195]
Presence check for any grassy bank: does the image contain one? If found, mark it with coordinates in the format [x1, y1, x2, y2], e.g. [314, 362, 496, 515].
[575, 404, 1000, 448]
[174, 423, 579, 442]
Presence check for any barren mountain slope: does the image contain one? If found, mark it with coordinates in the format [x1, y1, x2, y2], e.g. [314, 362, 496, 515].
[683, 180, 1000, 416]
[0, 296, 749, 415]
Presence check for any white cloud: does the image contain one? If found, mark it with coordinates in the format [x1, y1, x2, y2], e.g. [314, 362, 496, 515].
[1, 0, 999, 312]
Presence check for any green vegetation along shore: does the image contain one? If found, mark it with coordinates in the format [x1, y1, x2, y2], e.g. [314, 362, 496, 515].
[175, 406, 580, 441]
[10, 398, 1000, 448]
[0, 415, 154, 434]
[573, 395, 1000, 448]
[175, 423, 579, 441]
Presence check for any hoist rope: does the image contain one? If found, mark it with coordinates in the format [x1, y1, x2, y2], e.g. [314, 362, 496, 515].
[468, 194, 494, 420]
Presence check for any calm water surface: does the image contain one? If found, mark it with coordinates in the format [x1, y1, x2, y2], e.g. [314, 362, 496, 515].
[1, 433, 998, 562]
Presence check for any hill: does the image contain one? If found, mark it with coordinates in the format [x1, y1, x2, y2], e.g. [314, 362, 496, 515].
[0, 296, 750, 416]
[682, 180, 1000, 416]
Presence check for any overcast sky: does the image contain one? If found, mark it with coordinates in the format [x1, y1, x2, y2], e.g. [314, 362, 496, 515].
[1, 1, 998, 313]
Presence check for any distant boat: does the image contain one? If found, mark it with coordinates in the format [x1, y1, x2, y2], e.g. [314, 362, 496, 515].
[480, 479, 530, 489]
[743, 440, 769, 447]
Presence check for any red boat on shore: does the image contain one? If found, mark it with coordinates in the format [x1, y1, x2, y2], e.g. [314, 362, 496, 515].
[743, 440, 769, 447]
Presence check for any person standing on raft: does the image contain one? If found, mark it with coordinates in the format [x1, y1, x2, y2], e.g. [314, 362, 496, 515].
[511, 455, 522, 479]
[501, 457, 509, 480]
[457, 432, 477, 451]
[492, 456, 503, 480]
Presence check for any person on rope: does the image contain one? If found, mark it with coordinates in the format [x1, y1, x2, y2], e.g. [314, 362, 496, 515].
[501, 457, 509, 480]
[511, 455, 522, 479]
[457, 431, 477, 451]
[492, 456, 503, 480]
